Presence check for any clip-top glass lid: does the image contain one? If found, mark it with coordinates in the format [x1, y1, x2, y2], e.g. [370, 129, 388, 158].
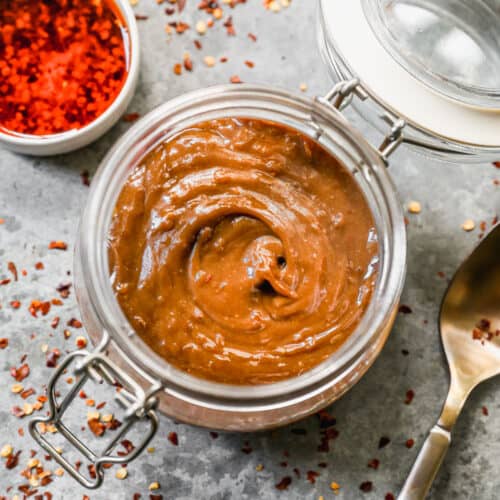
[319, 0, 500, 157]
[363, 0, 500, 110]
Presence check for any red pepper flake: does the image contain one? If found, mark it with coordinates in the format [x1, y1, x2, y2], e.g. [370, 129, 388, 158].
[0, 278, 11, 285]
[56, 282, 72, 298]
[11, 406, 25, 418]
[80, 170, 91, 187]
[120, 439, 135, 455]
[404, 389, 415, 405]
[168, 431, 179, 446]
[123, 113, 141, 123]
[482, 406, 489, 416]
[248, 32, 257, 42]
[385, 493, 395, 500]
[378, 436, 391, 449]
[169, 21, 190, 34]
[405, 438, 415, 448]
[133, 494, 142, 500]
[244, 60, 255, 68]
[398, 304, 412, 314]
[494, 161, 500, 168]
[0, 0, 128, 135]
[184, 57, 193, 72]
[10, 300, 21, 309]
[46, 349, 61, 368]
[318, 427, 339, 452]
[220, 56, 228, 63]
[367, 458, 380, 470]
[5, 450, 21, 469]
[11, 363, 30, 381]
[165, 7, 176, 15]
[21, 388, 36, 399]
[306, 470, 319, 484]
[437, 271, 446, 279]
[178, 0, 187, 12]
[360, 481, 373, 493]
[48, 241, 67, 251]
[0, 338, 8, 349]
[209, 431, 218, 439]
[230, 75, 242, 84]
[223, 16, 236, 35]
[35, 262, 45, 270]
[135, 14, 149, 20]
[7, 262, 18, 281]
[241, 442, 252, 454]
[51, 317, 60, 329]
[173, 63, 183, 76]
[317, 409, 336, 428]
[150, 495, 164, 500]
[194, 40, 203, 50]
[67, 318, 83, 328]
[29, 300, 51, 317]
[88, 418, 106, 437]
[275, 476, 292, 490]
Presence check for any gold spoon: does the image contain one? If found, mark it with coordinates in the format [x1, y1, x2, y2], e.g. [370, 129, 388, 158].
[399, 224, 500, 499]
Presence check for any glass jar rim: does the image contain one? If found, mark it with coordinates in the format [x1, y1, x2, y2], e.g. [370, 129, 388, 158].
[76, 84, 406, 403]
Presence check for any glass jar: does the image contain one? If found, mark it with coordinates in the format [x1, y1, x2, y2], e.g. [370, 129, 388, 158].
[30, 0, 500, 489]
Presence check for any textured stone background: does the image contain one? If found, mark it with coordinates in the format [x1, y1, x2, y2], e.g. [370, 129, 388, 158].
[1, 1, 500, 499]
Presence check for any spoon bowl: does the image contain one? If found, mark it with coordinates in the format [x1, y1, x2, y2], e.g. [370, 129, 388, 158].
[399, 224, 500, 499]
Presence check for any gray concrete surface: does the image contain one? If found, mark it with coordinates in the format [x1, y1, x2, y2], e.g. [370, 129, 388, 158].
[1, 1, 500, 499]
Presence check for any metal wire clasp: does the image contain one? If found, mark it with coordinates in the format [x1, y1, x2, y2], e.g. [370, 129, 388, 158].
[29, 332, 162, 489]
[320, 78, 406, 163]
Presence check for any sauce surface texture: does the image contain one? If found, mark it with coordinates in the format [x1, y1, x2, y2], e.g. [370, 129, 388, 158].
[109, 118, 378, 384]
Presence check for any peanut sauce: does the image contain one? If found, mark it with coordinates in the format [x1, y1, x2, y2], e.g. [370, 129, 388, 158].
[108, 118, 378, 384]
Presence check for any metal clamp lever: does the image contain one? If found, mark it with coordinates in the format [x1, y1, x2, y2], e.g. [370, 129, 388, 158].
[320, 78, 406, 163]
[29, 333, 162, 489]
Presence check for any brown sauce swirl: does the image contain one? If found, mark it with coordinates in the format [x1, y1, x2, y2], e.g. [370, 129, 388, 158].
[108, 118, 378, 384]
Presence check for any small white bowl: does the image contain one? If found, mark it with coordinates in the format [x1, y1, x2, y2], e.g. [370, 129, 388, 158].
[0, 0, 140, 156]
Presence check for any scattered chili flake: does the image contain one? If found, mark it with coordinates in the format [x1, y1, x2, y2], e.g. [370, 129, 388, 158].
[168, 432, 178, 446]
[11, 363, 30, 382]
[241, 442, 252, 454]
[385, 493, 395, 500]
[123, 113, 141, 123]
[378, 436, 391, 449]
[317, 409, 336, 428]
[11, 406, 25, 418]
[220, 56, 228, 63]
[405, 389, 415, 405]
[21, 388, 36, 399]
[230, 75, 243, 84]
[46, 349, 61, 368]
[5, 450, 21, 469]
[88, 418, 106, 437]
[306, 470, 319, 484]
[173, 63, 183, 75]
[67, 318, 83, 328]
[482, 406, 489, 416]
[0, 338, 8, 349]
[51, 317, 60, 329]
[7, 262, 18, 281]
[48, 241, 67, 251]
[135, 14, 149, 20]
[398, 304, 412, 314]
[275, 476, 292, 490]
[223, 16, 236, 35]
[194, 40, 203, 50]
[35, 262, 44, 270]
[244, 60, 255, 68]
[0, 278, 11, 286]
[367, 458, 380, 470]
[29, 300, 51, 317]
[360, 481, 373, 493]
[184, 56, 193, 72]
[209, 431, 218, 439]
[10, 300, 21, 309]
[248, 32, 257, 42]
[405, 438, 415, 448]
[494, 161, 500, 168]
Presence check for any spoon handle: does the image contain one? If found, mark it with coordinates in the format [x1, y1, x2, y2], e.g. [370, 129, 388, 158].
[398, 424, 451, 500]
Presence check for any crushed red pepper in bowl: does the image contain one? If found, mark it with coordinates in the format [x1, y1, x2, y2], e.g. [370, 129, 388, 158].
[0, 0, 129, 136]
